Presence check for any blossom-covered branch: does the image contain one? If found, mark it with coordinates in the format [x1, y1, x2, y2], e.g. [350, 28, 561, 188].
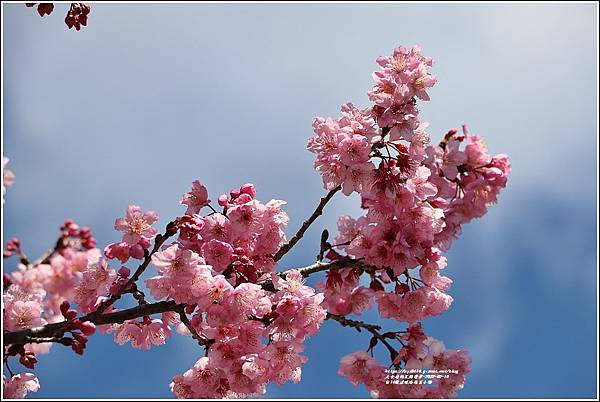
[92, 220, 179, 316]
[3, 300, 181, 346]
[3, 257, 375, 347]
[3, 44, 510, 399]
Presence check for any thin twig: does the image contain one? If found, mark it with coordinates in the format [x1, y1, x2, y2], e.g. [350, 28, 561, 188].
[206, 204, 220, 215]
[273, 186, 341, 262]
[5, 360, 14, 377]
[33, 236, 67, 266]
[326, 313, 398, 361]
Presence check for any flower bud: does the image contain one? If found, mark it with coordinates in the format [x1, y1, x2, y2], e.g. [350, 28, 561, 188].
[239, 183, 257, 198]
[118, 266, 130, 277]
[79, 322, 96, 336]
[235, 193, 253, 204]
[218, 194, 229, 207]
[60, 300, 71, 316]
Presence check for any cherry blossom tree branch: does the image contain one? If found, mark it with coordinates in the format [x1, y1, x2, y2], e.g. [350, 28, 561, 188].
[326, 312, 383, 332]
[18, 337, 73, 346]
[3, 257, 378, 347]
[3, 300, 183, 346]
[273, 186, 341, 262]
[33, 235, 68, 267]
[326, 313, 398, 361]
[33, 246, 58, 266]
[6, 188, 353, 346]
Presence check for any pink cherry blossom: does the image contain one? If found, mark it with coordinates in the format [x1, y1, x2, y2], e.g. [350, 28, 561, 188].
[338, 134, 371, 166]
[73, 259, 116, 313]
[271, 270, 314, 299]
[4, 300, 45, 331]
[407, 166, 437, 201]
[347, 286, 375, 315]
[114, 205, 158, 246]
[192, 274, 234, 310]
[177, 214, 205, 252]
[338, 351, 383, 386]
[342, 162, 375, 196]
[227, 201, 262, 241]
[181, 180, 210, 215]
[104, 241, 145, 263]
[151, 243, 202, 282]
[109, 319, 170, 350]
[3, 373, 40, 399]
[340, 103, 380, 143]
[201, 213, 231, 242]
[201, 239, 234, 273]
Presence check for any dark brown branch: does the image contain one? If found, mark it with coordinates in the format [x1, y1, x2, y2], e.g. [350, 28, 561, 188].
[326, 312, 382, 332]
[3, 300, 182, 346]
[34, 236, 66, 266]
[16, 248, 30, 266]
[21, 336, 73, 346]
[273, 186, 341, 262]
[326, 312, 398, 361]
[33, 246, 58, 267]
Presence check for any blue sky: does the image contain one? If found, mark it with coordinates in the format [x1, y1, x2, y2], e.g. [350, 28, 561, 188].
[2, 3, 597, 399]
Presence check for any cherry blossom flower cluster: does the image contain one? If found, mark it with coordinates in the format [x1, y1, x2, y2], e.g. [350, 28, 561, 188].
[175, 182, 288, 282]
[144, 183, 325, 397]
[25, 3, 90, 30]
[106, 315, 171, 351]
[4, 220, 101, 320]
[3, 182, 320, 399]
[170, 268, 326, 398]
[5, 223, 101, 319]
[29, 181, 322, 397]
[45, 209, 171, 351]
[2, 219, 102, 398]
[3, 284, 46, 334]
[338, 323, 471, 398]
[308, 45, 510, 396]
